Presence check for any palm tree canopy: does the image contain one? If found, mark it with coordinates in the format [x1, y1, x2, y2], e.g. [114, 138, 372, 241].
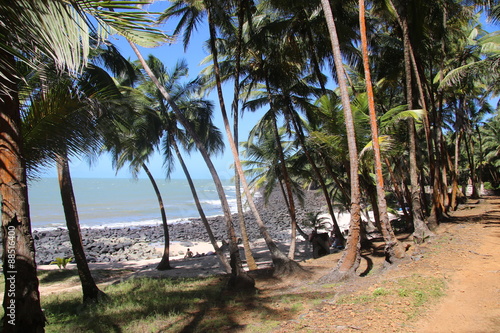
[0, 0, 169, 97]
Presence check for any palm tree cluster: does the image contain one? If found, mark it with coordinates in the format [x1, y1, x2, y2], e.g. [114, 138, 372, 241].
[0, 0, 498, 331]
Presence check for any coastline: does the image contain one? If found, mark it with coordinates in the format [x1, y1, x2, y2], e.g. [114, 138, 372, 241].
[30, 189, 329, 265]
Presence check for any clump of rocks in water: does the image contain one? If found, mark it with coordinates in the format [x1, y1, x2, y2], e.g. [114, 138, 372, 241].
[6, 189, 328, 265]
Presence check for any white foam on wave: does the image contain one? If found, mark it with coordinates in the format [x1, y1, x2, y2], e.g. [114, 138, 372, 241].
[33, 216, 202, 232]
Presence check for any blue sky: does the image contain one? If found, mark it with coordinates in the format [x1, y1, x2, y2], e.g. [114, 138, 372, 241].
[41, 1, 265, 180]
[41, 1, 499, 180]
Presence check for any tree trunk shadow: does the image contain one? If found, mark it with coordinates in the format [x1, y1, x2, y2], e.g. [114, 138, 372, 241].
[359, 254, 373, 277]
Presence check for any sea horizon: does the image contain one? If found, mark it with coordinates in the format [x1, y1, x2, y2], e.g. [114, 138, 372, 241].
[28, 177, 238, 231]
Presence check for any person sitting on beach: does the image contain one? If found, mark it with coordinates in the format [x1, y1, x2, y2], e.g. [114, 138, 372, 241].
[184, 248, 193, 258]
[329, 230, 344, 251]
[309, 228, 330, 259]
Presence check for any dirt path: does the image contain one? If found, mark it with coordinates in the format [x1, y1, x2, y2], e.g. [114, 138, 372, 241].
[414, 198, 500, 333]
[269, 196, 500, 332]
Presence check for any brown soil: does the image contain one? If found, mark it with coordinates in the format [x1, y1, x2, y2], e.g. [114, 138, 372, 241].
[251, 196, 500, 332]
[37, 196, 500, 332]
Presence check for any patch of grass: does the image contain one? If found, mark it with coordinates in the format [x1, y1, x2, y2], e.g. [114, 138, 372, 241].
[42, 276, 225, 333]
[38, 269, 80, 285]
[397, 275, 445, 313]
[39, 273, 321, 333]
[372, 287, 390, 297]
[246, 320, 281, 333]
[289, 302, 304, 312]
[321, 282, 342, 289]
[334, 274, 445, 321]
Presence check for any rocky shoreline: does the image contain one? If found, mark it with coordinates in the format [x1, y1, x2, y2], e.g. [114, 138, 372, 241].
[28, 189, 328, 265]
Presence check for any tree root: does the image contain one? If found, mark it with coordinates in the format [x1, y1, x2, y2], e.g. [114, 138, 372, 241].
[226, 272, 256, 292]
[272, 257, 310, 278]
[318, 268, 358, 284]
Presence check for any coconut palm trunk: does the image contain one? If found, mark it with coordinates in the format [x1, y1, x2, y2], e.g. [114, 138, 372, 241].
[204, 6, 304, 276]
[269, 113, 298, 259]
[0, 51, 45, 332]
[384, 157, 411, 221]
[450, 130, 463, 210]
[320, 0, 362, 281]
[359, 0, 405, 261]
[288, 110, 344, 242]
[172, 138, 231, 273]
[56, 153, 106, 303]
[139, 163, 172, 270]
[387, 0, 433, 242]
[232, 0, 258, 271]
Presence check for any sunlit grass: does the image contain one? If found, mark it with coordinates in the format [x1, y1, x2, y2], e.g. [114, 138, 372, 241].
[335, 274, 445, 320]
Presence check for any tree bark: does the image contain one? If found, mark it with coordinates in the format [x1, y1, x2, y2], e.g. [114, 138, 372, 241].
[56, 154, 106, 303]
[203, 4, 303, 277]
[268, 108, 298, 260]
[172, 139, 232, 273]
[1, 51, 45, 332]
[450, 131, 462, 211]
[388, 0, 433, 242]
[320, 0, 362, 281]
[138, 163, 172, 271]
[232, 1, 258, 271]
[359, 0, 405, 262]
[384, 157, 411, 222]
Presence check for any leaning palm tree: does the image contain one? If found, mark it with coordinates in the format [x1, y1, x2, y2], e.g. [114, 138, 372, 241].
[136, 56, 232, 272]
[129, 43, 255, 288]
[0, 2, 166, 330]
[104, 102, 171, 268]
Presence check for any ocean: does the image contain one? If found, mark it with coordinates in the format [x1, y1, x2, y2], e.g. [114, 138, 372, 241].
[28, 178, 238, 230]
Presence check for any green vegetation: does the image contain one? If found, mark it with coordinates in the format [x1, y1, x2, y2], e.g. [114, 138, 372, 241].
[41, 276, 224, 332]
[336, 274, 445, 319]
[50, 257, 73, 270]
[0, 270, 335, 332]
[32, 276, 323, 332]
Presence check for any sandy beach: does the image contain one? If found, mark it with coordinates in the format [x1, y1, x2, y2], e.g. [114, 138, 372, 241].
[37, 238, 314, 281]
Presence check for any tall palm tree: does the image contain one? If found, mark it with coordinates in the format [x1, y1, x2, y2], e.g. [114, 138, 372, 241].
[22, 69, 109, 304]
[481, 110, 500, 187]
[136, 56, 232, 272]
[319, 0, 363, 281]
[232, 0, 258, 271]
[129, 41, 256, 289]
[382, 0, 434, 243]
[0, 2, 165, 330]
[104, 99, 171, 268]
[159, 0, 303, 276]
[359, 0, 405, 261]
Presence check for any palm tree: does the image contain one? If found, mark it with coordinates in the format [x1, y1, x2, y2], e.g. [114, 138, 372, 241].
[136, 56, 232, 272]
[358, 0, 406, 261]
[104, 101, 171, 269]
[129, 42, 256, 289]
[241, 119, 303, 210]
[22, 68, 110, 304]
[232, 0, 258, 271]
[319, 0, 363, 281]
[159, 0, 303, 276]
[0, 2, 165, 330]
[481, 111, 500, 187]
